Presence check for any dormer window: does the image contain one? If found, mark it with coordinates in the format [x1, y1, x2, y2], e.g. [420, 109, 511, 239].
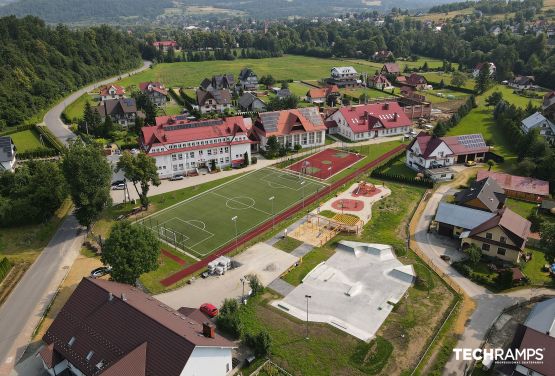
[68, 336, 76, 347]
[86, 351, 94, 362]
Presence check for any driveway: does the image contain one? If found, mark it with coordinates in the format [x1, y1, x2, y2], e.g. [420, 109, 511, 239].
[157, 243, 298, 309]
[411, 169, 555, 375]
[42, 60, 151, 145]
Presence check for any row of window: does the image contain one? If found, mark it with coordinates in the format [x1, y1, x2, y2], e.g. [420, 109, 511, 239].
[171, 147, 230, 161]
[171, 157, 230, 171]
[275, 132, 322, 146]
[481, 243, 507, 256]
[152, 137, 245, 153]
[485, 232, 506, 244]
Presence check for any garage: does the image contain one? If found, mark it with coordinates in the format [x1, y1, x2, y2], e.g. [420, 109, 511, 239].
[438, 222, 455, 237]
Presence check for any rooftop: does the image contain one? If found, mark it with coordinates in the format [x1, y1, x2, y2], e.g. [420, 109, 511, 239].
[435, 202, 496, 230]
[334, 102, 412, 133]
[476, 170, 550, 197]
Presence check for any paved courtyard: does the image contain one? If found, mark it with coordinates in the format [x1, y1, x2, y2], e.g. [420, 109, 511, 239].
[157, 243, 298, 309]
[271, 241, 415, 342]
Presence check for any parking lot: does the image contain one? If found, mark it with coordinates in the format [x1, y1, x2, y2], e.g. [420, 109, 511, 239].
[156, 242, 298, 309]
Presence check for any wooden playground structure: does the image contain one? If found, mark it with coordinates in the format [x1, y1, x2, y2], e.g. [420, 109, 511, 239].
[289, 213, 362, 247]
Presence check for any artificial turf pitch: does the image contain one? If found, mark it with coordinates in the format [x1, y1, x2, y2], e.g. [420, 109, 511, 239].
[137, 168, 327, 259]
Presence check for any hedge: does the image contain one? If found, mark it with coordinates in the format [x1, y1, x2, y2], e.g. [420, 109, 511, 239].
[0, 124, 34, 136]
[118, 142, 139, 150]
[0, 257, 12, 283]
[426, 80, 477, 95]
[18, 147, 59, 159]
[35, 125, 66, 152]
[168, 89, 185, 106]
[371, 170, 434, 188]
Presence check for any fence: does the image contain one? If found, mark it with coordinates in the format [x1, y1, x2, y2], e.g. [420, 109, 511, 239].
[160, 144, 406, 286]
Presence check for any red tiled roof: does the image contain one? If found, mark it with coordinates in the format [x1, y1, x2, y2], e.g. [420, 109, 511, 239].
[37, 343, 62, 369]
[254, 107, 326, 137]
[408, 132, 452, 158]
[477, 170, 549, 197]
[142, 115, 250, 150]
[334, 102, 412, 133]
[468, 208, 531, 248]
[307, 85, 339, 99]
[405, 73, 427, 86]
[43, 278, 234, 376]
[99, 85, 125, 96]
[382, 62, 400, 73]
[139, 82, 168, 96]
[152, 40, 177, 47]
[370, 74, 391, 85]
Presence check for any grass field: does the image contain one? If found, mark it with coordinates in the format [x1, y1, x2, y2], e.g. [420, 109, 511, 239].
[340, 57, 458, 71]
[422, 72, 475, 90]
[137, 168, 327, 258]
[425, 89, 469, 103]
[63, 93, 97, 122]
[340, 86, 396, 99]
[10, 129, 45, 152]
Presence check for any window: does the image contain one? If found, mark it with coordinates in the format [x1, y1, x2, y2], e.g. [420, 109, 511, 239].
[173, 165, 178, 171]
[500, 236, 506, 244]
[485, 233, 493, 240]
[178, 154, 183, 160]
[189, 152, 194, 158]
[171, 154, 177, 161]
[482, 244, 490, 251]
[86, 351, 94, 362]
[497, 248, 506, 256]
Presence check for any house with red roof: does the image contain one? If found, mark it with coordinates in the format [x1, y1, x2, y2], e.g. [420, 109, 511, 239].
[253, 107, 326, 150]
[404, 73, 429, 90]
[406, 132, 489, 171]
[139, 82, 168, 107]
[306, 85, 340, 104]
[99, 85, 125, 101]
[152, 40, 179, 52]
[368, 74, 393, 90]
[476, 170, 550, 202]
[38, 278, 235, 376]
[381, 62, 401, 75]
[141, 115, 252, 177]
[325, 102, 412, 141]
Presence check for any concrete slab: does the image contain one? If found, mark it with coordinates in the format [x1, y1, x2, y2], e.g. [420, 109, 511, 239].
[291, 244, 314, 258]
[157, 243, 298, 309]
[268, 279, 296, 297]
[272, 241, 414, 342]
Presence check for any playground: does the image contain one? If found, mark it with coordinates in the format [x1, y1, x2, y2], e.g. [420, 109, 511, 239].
[286, 148, 365, 180]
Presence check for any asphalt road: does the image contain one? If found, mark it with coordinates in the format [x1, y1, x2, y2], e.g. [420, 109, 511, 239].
[0, 61, 151, 376]
[42, 60, 151, 145]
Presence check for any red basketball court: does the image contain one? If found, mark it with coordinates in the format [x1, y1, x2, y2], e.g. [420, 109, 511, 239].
[286, 148, 365, 180]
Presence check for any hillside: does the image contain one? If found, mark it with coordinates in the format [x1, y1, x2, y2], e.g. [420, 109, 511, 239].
[0, 16, 142, 127]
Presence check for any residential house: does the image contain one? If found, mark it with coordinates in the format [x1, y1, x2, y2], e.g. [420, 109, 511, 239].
[94, 98, 141, 128]
[139, 82, 168, 107]
[38, 278, 235, 376]
[372, 50, 394, 62]
[0, 136, 16, 172]
[508, 75, 535, 90]
[99, 85, 125, 101]
[200, 74, 235, 91]
[306, 85, 340, 104]
[490, 25, 502, 36]
[328, 66, 359, 88]
[238, 92, 266, 112]
[454, 177, 506, 213]
[499, 298, 555, 376]
[381, 62, 401, 75]
[542, 91, 555, 120]
[472, 62, 496, 78]
[253, 107, 326, 150]
[141, 115, 252, 177]
[276, 88, 292, 100]
[368, 74, 393, 90]
[400, 85, 416, 97]
[460, 208, 531, 263]
[195, 89, 233, 114]
[406, 132, 489, 171]
[325, 102, 412, 141]
[521, 111, 555, 144]
[435, 202, 496, 238]
[152, 40, 179, 52]
[405, 73, 429, 91]
[476, 170, 550, 202]
[238, 68, 258, 91]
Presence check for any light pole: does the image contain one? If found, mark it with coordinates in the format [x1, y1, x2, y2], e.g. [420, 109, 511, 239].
[301, 181, 306, 210]
[305, 294, 312, 339]
[232, 216, 238, 251]
[240, 276, 247, 304]
[327, 166, 333, 195]
[269, 196, 275, 230]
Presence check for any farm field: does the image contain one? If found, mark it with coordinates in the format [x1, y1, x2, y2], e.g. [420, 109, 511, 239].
[9, 129, 44, 152]
[137, 168, 327, 259]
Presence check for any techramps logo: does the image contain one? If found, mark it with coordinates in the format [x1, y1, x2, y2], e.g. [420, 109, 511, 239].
[453, 347, 545, 365]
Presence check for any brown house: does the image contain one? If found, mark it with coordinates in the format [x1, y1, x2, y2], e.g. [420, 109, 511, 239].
[454, 177, 506, 213]
[476, 170, 550, 202]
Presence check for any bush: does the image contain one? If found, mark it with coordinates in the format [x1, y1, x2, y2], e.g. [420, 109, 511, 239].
[216, 298, 243, 339]
[0, 257, 12, 283]
[243, 330, 272, 357]
[17, 147, 59, 159]
[251, 156, 257, 164]
[247, 274, 263, 296]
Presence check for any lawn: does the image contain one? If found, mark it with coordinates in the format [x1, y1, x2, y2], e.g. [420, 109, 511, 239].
[341, 56, 458, 71]
[425, 89, 469, 103]
[281, 246, 335, 285]
[522, 248, 555, 286]
[381, 157, 417, 178]
[288, 82, 311, 97]
[10, 129, 45, 152]
[273, 236, 303, 253]
[62, 92, 97, 123]
[422, 72, 475, 90]
[506, 199, 555, 226]
[340, 87, 397, 100]
[136, 168, 327, 259]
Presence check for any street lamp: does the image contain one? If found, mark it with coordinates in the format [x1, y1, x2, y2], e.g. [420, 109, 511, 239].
[232, 216, 238, 251]
[305, 294, 312, 339]
[301, 181, 306, 210]
[240, 276, 248, 304]
[269, 196, 275, 230]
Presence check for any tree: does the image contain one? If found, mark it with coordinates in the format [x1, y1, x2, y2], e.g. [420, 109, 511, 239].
[451, 71, 467, 88]
[216, 298, 243, 339]
[475, 64, 492, 94]
[117, 151, 160, 209]
[495, 269, 514, 289]
[540, 222, 555, 250]
[438, 79, 445, 89]
[516, 158, 536, 177]
[247, 274, 263, 296]
[133, 91, 157, 125]
[487, 159, 495, 171]
[485, 91, 503, 107]
[82, 101, 101, 133]
[265, 135, 280, 159]
[464, 244, 482, 265]
[62, 141, 112, 229]
[281, 81, 289, 89]
[244, 330, 272, 357]
[101, 221, 159, 285]
[243, 151, 249, 166]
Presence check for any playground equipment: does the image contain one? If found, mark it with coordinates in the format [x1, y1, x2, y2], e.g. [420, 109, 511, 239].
[353, 181, 377, 196]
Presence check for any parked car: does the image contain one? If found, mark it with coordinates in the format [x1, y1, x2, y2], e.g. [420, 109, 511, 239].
[465, 160, 476, 167]
[111, 180, 124, 186]
[90, 266, 112, 278]
[170, 174, 184, 181]
[112, 183, 125, 190]
[200, 303, 219, 318]
[201, 271, 209, 279]
[440, 255, 451, 262]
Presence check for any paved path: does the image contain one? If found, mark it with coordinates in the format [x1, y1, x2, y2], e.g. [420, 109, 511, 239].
[0, 215, 84, 375]
[411, 173, 555, 375]
[42, 60, 151, 145]
[267, 278, 296, 297]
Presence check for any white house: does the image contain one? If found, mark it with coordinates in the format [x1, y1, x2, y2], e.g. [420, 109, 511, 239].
[0, 136, 16, 172]
[406, 132, 490, 171]
[472, 62, 496, 78]
[325, 102, 412, 141]
[141, 115, 252, 178]
[98, 85, 125, 101]
[38, 278, 235, 376]
[253, 107, 326, 150]
[328, 66, 360, 88]
[521, 111, 555, 144]
[195, 89, 233, 114]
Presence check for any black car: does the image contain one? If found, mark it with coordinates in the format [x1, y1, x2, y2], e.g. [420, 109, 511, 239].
[111, 180, 125, 186]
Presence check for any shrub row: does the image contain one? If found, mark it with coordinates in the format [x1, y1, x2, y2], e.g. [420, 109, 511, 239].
[0, 257, 12, 283]
[118, 142, 139, 150]
[0, 124, 34, 136]
[168, 89, 185, 106]
[35, 125, 65, 152]
[18, 147, 59, 159]
[433, 95, 476, 137]
[426, 81, 477, 95]
[371, 170, 434, 188]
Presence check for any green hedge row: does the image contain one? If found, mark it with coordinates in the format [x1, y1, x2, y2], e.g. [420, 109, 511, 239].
[0, 257, 12, 283]
[18, 147, 59, 159]
[0, 124, 34, 136]
[371, 170, 434, 188]
[35, 125, 65, 152]
[426, 80, 477, 95]
[118, 142, 139, 150]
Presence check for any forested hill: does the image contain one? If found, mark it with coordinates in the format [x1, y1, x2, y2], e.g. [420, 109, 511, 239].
[0, 0, 174, 24]
[0, 16, 142, 127]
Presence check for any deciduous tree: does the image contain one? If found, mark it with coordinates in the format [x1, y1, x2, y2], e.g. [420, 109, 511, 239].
[117, 151, 160, 209]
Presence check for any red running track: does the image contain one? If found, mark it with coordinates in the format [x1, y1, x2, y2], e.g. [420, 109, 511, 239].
[286, 148, 365, 180]
[160, 144, 406, 286]
[161, 249, 187, 266]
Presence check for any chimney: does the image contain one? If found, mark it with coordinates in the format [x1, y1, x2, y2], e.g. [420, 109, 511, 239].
[203, 322, 215, 338]
[108, 292, 113, 302]
[364, 110, 369, 121]
[121, 293, 127, 301]
[394, 112, 398, 121]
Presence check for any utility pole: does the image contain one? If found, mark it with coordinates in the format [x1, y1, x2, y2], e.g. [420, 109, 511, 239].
[305, 294, 312, 340]
[269, 196, 275, 229]
[232, 216, 238, 250]
[301, 181, 306, 210]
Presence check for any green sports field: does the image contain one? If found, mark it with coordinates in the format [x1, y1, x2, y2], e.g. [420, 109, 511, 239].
[137, 168, 327, 259]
